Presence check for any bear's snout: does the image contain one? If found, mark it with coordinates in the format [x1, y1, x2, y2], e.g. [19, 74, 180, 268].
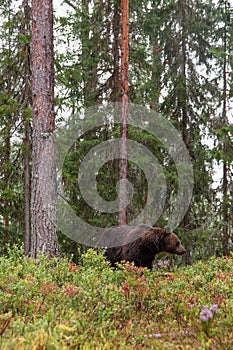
[178, 247, 186, 255]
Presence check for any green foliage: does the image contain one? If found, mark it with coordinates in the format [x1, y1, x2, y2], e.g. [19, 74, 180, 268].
[0, 0, 31, 245]
[0, 0, 232, 260]
[1, 248, 233, 349]
[61, 122, 170, 228]
[54, 0, 233, 260]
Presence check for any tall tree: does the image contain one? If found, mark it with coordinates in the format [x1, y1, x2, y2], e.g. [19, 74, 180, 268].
[222, 1, 229, 255]
[111, 0, 121, 102]
[31, 0, 59, 258]
[149, 0, 218, 257]
[119, 0, 129, 225]
[20, 0, 32, 255]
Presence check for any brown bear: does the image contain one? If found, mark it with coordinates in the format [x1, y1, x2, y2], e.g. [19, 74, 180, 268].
[99, 224, 186, 269]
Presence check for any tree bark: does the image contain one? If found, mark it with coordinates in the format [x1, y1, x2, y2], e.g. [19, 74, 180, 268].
[24, 118, 31, 255]
[119, 0, 129, 225]
[222, 2, 229, 256]
[181, 1, 192, 265]
[112, 0, 121, 102]
[30, 0, 59, 258]
[21, 0, 32, 256]
[3, 128, 10, 232]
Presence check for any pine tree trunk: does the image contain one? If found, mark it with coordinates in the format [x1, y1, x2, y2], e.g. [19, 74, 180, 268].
[119, 0, 129, 225]
[112, 0, 121, 102]
[222, 5, 229, 256]
[222, 160, 229, 255]
[181, 1, 192, 265]
[30, 0, 59, 258]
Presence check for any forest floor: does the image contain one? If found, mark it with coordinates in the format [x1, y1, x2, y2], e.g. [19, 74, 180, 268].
[0, 246, 233, 349]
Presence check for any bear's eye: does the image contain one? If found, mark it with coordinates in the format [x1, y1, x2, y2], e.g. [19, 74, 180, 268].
[176, 242, 180, 247]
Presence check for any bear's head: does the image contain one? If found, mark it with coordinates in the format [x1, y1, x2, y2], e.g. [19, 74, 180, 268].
[162, 227, 186, 255]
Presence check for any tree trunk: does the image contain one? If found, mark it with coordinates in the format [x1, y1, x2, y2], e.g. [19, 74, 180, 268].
[119, 0, 129, 226]
[112, 0, 121, 102]
[24, 118, 31, 255]
[30, 0, 59, 258]
[181, 1, 192, 265]
[222, 49, 229, 255]
[21, 0, 32, 256]
[222, 3, 229, 256]
[222, 160, 229, 255]
[3, 128, 10, 232]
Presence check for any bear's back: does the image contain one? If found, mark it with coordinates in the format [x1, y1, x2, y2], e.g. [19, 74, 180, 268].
[98, 224, 151, 248]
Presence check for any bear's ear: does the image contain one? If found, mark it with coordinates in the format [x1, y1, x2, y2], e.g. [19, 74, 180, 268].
[165, 226, 171, 236]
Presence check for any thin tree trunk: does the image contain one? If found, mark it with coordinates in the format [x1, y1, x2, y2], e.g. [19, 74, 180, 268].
[31, 0, 59, 258]
[24, 119, 31, 255]
[21, 0, 32, 256]
[112, 0, 121, 102]
[181, 1, 192, 265]
[222, 160, 229, 255]
[112, 1, 121, 201]
[222, 3, 229, 256]
[3, 129, 10, 232]
[119, 0, 129, 226]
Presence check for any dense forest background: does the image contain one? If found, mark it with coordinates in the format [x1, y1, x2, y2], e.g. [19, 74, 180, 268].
[0, 0, 232, 263]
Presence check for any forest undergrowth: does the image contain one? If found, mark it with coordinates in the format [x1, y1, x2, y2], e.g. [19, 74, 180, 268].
[0, 245, 233, 349]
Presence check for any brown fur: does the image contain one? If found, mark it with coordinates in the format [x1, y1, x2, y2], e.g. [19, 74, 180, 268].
[101, 224, 186, 269]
